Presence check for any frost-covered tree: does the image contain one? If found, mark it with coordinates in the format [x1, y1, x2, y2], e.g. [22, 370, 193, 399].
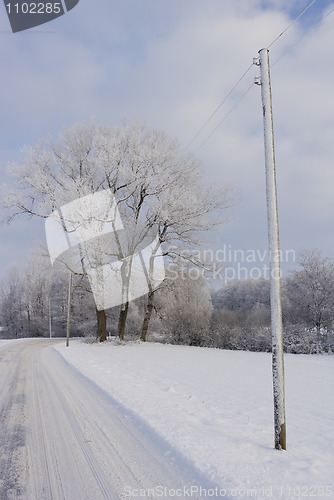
[212, 277, 270, 313]
[0, 248, 96, 338]
[156, 271, 213, 346]
[139, 169, 231, 341]
[0, 250, 52, 337]
[1, 121, 232, 342]
[286, 250, 334, 351]
[0, 265, 26, 337]
[209, 255, 334, 354]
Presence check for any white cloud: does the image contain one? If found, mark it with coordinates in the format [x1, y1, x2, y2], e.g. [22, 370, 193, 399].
[0, 0, 333, 277]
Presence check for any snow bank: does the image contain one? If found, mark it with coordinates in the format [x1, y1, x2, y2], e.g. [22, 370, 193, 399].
[54, 340, 334, 498]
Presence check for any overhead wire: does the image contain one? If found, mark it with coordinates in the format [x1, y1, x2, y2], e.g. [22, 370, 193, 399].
[271, 4, 334, 68]
[267, 0, 319, 49]
[185, 0, 325, 152]
[184, 63, 254, 151]
[195, 82, 255, 153]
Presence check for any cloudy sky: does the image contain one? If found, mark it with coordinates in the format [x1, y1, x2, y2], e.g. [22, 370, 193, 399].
[0, 0, 333, 281]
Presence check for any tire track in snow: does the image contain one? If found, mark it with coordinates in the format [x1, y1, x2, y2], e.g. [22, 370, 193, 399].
[0, 343, 31, 500]
[0, 340, 209, 499]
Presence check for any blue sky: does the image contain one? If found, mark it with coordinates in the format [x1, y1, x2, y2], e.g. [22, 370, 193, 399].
[0, 0, 333, 281]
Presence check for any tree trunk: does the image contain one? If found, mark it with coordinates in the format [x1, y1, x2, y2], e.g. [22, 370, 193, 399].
[316, 323, 321, 354]
[96, 308, 107, 342]
[140, 290, 155, 342]
[27, 305, 31, 336]
[118, 302, 129, 341]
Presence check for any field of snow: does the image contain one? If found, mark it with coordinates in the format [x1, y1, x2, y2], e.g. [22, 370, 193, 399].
[54, 339, 334, 499]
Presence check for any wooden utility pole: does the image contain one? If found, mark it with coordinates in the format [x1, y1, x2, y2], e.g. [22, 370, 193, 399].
[255, 48, 286, 450]
[66, 272, 72, 347]
[49, 298, 52, 338]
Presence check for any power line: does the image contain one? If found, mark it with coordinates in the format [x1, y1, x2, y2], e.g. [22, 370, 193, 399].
[195, 82, 255, 153]
[184, 63, 254, 151]
[271, 4, 334, 68]
[267, 0, 319, 49]
[184, 0, 324, 152]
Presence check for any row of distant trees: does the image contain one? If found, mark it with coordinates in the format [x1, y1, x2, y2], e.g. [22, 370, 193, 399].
[210, 250, 334, 354]
[0, 248, 211, 342]
[161, 248, 334, 354]
[1, 247, 333, 354]
[0, 251, 92, 339]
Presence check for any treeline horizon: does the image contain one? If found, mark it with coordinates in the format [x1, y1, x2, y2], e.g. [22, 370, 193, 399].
[1, 247, 333, 355]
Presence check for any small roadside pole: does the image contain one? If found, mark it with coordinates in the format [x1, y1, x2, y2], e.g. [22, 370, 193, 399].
[49, 299, 52, 339]
[66, 272, 73, 347]
[255, 48, 287, 450]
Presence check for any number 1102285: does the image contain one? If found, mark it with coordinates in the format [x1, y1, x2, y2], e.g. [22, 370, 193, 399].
[6, 3, 62, 14]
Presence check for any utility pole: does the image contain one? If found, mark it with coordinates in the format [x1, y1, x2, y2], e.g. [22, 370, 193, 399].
[66, 272, 72, 347]
[255, 48, 286, 450]
[49, 298, 52, 338]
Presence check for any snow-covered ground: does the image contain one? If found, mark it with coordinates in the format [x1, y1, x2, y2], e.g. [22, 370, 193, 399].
[54, 339, 334, 499]
[0, 339, 13, 349]
[0, 337, 34, 349]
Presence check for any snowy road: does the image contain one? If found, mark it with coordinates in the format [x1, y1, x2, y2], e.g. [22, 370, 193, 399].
[0, 340, 207, 500]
